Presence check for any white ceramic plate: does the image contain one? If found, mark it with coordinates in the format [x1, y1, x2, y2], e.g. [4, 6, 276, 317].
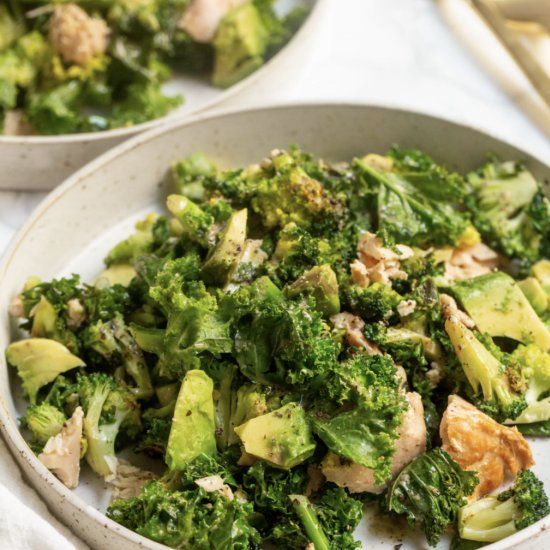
[0, 0, 321, 191]
[1, 104, 550, 549]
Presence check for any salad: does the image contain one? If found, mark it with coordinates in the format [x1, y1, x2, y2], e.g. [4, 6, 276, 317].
[6, 146, 550, 549]
[0, 0, 304, 135]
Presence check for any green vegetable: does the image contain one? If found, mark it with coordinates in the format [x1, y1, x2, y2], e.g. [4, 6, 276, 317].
[459, 470, 550, 543]
[10, 146, 550, 548]
[312, 354, 407, 484]
[201, 208, 248, 285]
[107, 479, 261, 548]
[234, 402, 316, 469]
[286, 264, 340, 317]
[506, 344, 550, 424]
[77, 372, 141, 477]
[445, 315, 527, 422]
[23, 402, 66, 445]
[213, 3, 268, 88]
[356, 152, 470, 246]
[466, 160, 550, 268]
[387, 448, 479, 546]
[83, 314, 154, 399]
[289, 494, 330, 550]
[6, 338, 85, 404]
[451, 272, 550, 351]
[166, 370, 217, 470]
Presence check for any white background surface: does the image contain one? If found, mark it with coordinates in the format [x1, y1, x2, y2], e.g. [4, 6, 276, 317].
[1, 0, 550, 546]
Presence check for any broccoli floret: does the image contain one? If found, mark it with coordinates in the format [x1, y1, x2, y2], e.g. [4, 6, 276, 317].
[505, 344, 550, 424]
[267, 222, 333, 284]
[166, 194, 214, 248]
[83, 314, 154, 400]
[23, 403, 66, 445]
[342, 281, 402, 321]
[466, 160, 550, 267]
[136, 416, 170, 456]
[459, 470, 550, 543]
[355, 152, 470, 247]
[171, 153, 216, 198]
[251, 150, 342, 232]
[77, 373, 141, 477]
[387, 447, 479, 546]
[444, 315, 527, 422]
[212, 2, 267, 88]
[109, 81, 182, 128]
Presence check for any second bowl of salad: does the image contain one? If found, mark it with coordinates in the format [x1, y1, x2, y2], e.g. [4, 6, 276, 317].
[0, 0, 321, 189]
[2, 103, 550, 549]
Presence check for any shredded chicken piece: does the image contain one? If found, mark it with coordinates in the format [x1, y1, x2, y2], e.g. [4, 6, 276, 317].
[331, 312, 381, 355]
[9, 294, 25, 318]
[444, 242, 499, 282]
[397, 299, 416, 318]
[440, 293, 475, 329]
[351, 232, 413, 287]
[67, 299, 85, 329]
[321, 392, 426, 494]
[426, 360, 444, 389]
[195, 475, 234, 500]
[49, 4, 109, 66]
[179, 0, 247, 43]
[440, 395, 534, 499]
[38, 406, 83, 489]
[108, 460, 157, 500]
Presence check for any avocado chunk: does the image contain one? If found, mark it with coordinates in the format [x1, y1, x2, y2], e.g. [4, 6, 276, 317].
[166, 370, 217, 470]
[30, 296, 57, 338]
[95, 264, 136, 287]
[6, 338, 85, 404]
[451, 272, 550, 350]
[532, 260, 550, 294]
[444, 315, 511, 400]
[519, 277, 548, 315]
[212, 3, 268, 88]
[234, 402, 316, 469]
[202, 208, 248, 285]
[287, 265, 340, 316]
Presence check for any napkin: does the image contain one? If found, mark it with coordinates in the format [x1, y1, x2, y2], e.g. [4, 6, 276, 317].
[0, 435, 88, 549]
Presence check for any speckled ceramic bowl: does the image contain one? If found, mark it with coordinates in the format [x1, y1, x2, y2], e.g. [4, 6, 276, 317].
[0, 0, 322, 191]
[1, 104, 550, 549]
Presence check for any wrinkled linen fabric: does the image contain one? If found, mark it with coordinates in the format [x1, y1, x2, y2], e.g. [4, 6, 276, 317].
[0, 435, 88, 549]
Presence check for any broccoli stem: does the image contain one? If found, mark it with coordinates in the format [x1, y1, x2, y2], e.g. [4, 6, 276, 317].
[289, 494, 330, 550]
[459, 497, 517, 542]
